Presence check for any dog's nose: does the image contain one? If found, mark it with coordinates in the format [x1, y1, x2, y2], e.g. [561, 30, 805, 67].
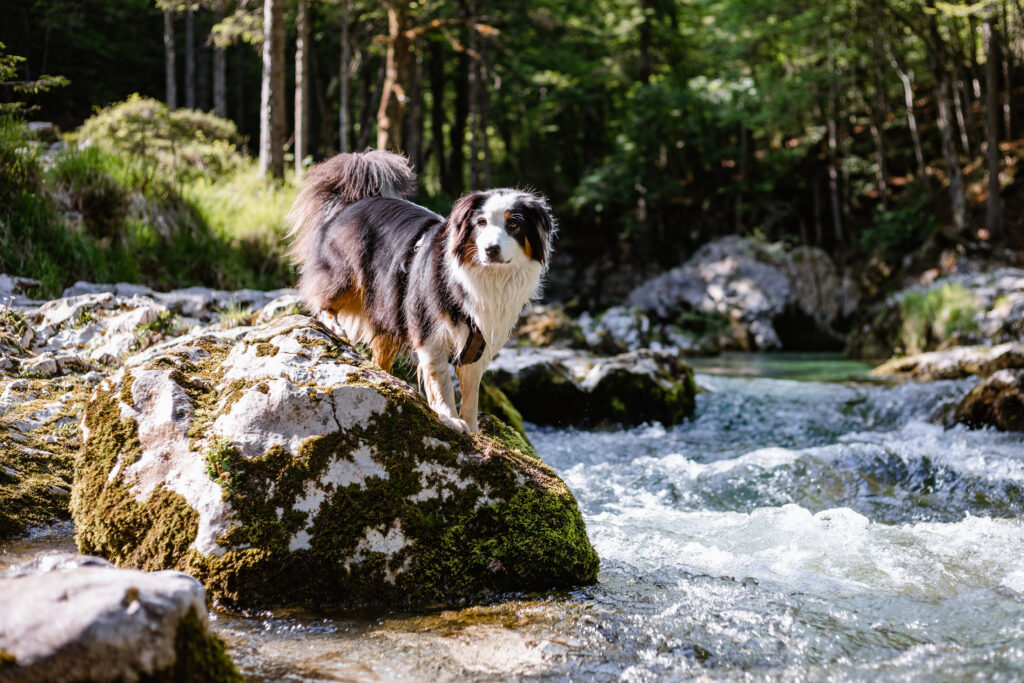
[485, 244, 501, 260]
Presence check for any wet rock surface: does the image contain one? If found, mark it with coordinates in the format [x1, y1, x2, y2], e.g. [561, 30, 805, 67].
[871, 342, 1024, 381]
[0, 553, 239, 682]
[71, 315, 599, 608]
[951, 369, 1024, 432]
[487, 347, 696, 427]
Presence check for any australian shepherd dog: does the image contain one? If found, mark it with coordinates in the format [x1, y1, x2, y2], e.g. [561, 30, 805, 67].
[287, 150, 556, 434]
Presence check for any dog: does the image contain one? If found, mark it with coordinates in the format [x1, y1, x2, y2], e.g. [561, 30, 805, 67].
[287, 150, 556, 434]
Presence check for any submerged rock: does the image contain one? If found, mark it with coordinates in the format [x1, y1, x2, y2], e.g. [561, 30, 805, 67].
[71, 315, 598, 608]
[951, 369, 1024, 432]
[0, 554, 239, 682]
[487, 347, 696, 427]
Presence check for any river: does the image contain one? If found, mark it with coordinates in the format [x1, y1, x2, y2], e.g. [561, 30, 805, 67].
[5, 354, 1024, 680]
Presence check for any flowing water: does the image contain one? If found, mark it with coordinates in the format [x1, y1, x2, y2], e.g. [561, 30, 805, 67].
[5, 354, 1024, 681]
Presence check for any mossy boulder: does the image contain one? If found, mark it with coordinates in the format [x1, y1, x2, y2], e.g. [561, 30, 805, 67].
[0, 554, 239, 682]
[71, 315, 598, 608]
[950, 369, 1024, 432]
[487, 347, 696, 427]
[0, 376, 92, 538]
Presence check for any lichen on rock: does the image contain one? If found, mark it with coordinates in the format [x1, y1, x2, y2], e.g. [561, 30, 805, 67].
[72, 315, 599, 608]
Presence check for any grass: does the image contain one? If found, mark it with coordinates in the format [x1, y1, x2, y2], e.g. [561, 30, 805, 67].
[0, 104, 298, 300]
[899, 283, 980, 354]
[216, 301, 256, 329]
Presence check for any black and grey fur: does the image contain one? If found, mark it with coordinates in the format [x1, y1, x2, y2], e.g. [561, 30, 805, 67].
[287, 150, 556, 433]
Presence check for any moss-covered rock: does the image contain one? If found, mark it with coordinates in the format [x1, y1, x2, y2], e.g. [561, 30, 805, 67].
[487, 347, 696, 427]
[71, 315, 598, 608]
[0, 376, 91, 538]
[0, 554, 240, 682]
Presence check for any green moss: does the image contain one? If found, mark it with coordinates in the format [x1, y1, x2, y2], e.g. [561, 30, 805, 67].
[0, 377, 88, 538]
[74, 328, 600, 609]
[71, 378, 200, 570]
[139, 606, 242, 683]
[478, 379, 529, 443]
[254, 342, 278, 357]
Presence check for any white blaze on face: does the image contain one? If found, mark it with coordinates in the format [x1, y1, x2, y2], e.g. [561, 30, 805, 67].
[474, 192, 527, 265]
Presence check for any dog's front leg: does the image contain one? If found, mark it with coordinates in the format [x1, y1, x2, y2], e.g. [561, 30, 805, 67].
[455, 361, 486, 434]
[416, 348, 469, 434]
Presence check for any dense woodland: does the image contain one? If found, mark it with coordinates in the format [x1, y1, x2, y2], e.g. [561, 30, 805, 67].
[3, 0, 1024, 304]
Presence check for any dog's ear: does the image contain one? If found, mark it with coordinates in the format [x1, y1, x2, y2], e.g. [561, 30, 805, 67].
[447, 192, 484, 258]
[522, 193, 556, 264]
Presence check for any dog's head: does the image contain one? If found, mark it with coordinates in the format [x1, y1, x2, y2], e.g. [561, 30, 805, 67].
[447, 189, 556, 268]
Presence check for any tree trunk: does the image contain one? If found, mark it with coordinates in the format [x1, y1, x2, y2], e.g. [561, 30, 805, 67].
[184, 4, 196, 109]
[406, 47, 424, 172]
[951, 67, 972, 157]
[164, 9, 176, 108]
[985, 17, 1004, 241]
[826, 35, 843, 247]
[447, 49, 469, 196]
[1002, 0, 1013, 138]
[429, 40, 446, 186]
[377, 2, 412, 152]
[468, 9, 481, 188]
[339, 1, 350, 153]
[866, 76, 890, 211]
[212, 7, 227, 118]
[478, 34, 492, 188]
[295, 0, 310, 176]
[259, 0, 286, 178]
[927, 0, 969, 235]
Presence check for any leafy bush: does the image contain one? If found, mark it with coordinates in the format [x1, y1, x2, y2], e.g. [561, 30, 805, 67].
[860, 188, 939, 259]
[49, 146, 130, 239]
[898, 283, 979, 354]
[72, 94, 247, 182]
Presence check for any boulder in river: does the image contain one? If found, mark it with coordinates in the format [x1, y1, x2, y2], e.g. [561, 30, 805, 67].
[950, 369, 1024, 432]
[71, 315, 599, 608]
[622, 236, 855, 351]
[486, 347, 696, 427]
[0, 554, 239, 682]
[871, 342, 1024, 381]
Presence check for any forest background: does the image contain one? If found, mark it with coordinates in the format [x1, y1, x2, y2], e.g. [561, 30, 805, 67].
[1, 0, 1022, 315]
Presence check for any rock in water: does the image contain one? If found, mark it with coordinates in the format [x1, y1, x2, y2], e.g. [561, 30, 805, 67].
[952, 369, 1024, 432]
[0, 554, 239, 682]
[487, 347, 697, 427]
[71, 315, 599, 608]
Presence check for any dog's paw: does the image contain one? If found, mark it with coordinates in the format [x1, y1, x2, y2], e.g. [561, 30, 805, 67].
[438, 414, 470, 434]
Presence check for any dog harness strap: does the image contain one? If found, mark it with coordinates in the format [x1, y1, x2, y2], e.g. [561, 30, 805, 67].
[454, 320, 486, 366]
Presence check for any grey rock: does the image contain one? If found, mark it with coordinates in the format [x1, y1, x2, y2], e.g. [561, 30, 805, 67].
[0, 554, 237, 682]
[487, 347, 696, 427]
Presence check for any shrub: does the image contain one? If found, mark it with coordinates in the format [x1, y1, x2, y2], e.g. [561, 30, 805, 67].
[860, 187, 939, 259]
[72, 94, 247, 183]
[898, 283, 980, 354]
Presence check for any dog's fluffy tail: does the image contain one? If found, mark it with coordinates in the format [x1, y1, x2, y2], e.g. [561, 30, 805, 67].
[287, 150, 417, 267]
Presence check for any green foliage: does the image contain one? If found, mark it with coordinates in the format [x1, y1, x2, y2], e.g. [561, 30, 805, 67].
[216, 301, 255, 329]
[72, 94, 246, 183]
[898, 284, 980, 354]
[860, 188, 940, 259]
[0, 99, 295, 299]
[0, 41, 68, 115]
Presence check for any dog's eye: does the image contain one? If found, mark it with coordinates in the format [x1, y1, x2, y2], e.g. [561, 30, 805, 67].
[507, 219, 521, 233]
[476, 217, 487, 227]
